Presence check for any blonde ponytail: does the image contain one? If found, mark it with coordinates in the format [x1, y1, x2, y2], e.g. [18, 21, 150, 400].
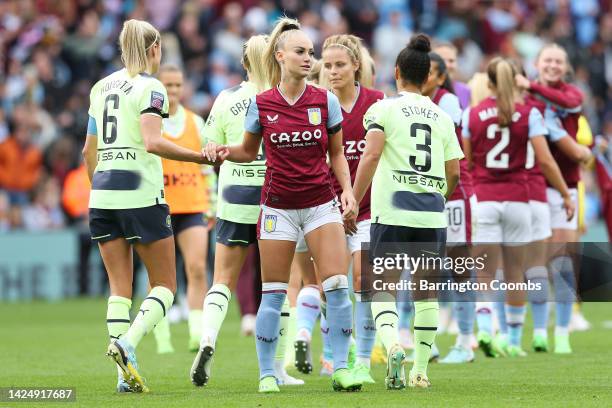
[242, 35, 270, 92]
[119, 19, 160, 77]
[264, 17, 301, 87]
[359, 45, 376, 88]
[487, 57, 516, 127]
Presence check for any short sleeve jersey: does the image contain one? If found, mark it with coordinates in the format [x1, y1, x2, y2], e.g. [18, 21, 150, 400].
[244, 84, 342, 209]
[462, 96, 547, 202]
[431, 87, 474, 201]
[204, 81, 265, 224]
[330, 85, 384, 221]
[87, 68, 169, 209]
[364, 91, 463, 229]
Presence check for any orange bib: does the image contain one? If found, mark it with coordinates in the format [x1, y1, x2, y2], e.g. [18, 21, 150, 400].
[162, 109, 208, 214]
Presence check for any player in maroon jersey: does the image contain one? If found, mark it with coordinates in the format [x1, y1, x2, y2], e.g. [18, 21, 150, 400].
[422, 51, 477, 364]
[205, 17, 361, 393]
[320, 33, 384, 384]
[462, 57, 574, 358]
[515, 43, 592, 353]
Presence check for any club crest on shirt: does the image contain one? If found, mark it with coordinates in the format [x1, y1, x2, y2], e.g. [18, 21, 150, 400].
[307, 108, 321, 125]
[264, 215, 277, 233]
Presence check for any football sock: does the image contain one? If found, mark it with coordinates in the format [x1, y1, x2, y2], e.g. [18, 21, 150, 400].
[107, 296, 131, 342]
[296, 285, 321, 342]
[284, 306, 297, 367]
[495, 302, 508, 338]
[152, 316, 173, 350]
[526, 266, 549, 337]
[476, 301, 493, 335]
[413, 300, 439, 375]
[454, 294, 475, 349]
[371, 292, 399, 353]
[200, 283, 231, 347]
[506, 304, 526, 347]
[256, 282, 286, 379]
[275, 297, 290, 362]
[188, 309, 203, 343]
[551, 256, 575, 333]
[320, 313, 333, 362]
[354, 292, 376, 365]
[322, 275, 353, 371]
[125, 286, 174, 349]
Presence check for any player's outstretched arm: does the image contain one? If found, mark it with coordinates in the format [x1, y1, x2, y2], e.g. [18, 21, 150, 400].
[353, 129, 384, 204]
[444, 159, 460, 200]
[141, 114, 217, 165]
[223, 131, 262, 163]
[329, 128, 358, 233]
[532, 135, 575, 220]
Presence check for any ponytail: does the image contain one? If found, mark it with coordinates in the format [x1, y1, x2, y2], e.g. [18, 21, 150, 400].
[428, 52, 454, 94]
[119, 19, 160, 77]
[242, 34, 270, 92]
[264, 17, 301, 87]
[487, 57, 516, 127]
[359, 45, 376, 88]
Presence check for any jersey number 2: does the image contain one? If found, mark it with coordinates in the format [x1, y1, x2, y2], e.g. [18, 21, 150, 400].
[103, 94, 119, 144]
[486, 124, 510, 169]
[409, 123, 432, 172]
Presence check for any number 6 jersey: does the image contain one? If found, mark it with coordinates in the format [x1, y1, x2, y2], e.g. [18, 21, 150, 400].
[87, 69, 170, 209]
[364, 91, 463, 229]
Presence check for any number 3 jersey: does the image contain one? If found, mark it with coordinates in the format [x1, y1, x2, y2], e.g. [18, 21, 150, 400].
[330, 84, 384, 222]
[244, 84, 343, 209]
[87, 69, 170, 209]
[462, 96, 547, 203]
[364, 91, 463, 229]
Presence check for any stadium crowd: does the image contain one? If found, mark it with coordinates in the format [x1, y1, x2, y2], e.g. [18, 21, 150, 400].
[0, 0, 610, 233]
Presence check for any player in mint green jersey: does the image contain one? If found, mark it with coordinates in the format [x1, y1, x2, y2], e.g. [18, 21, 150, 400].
[352, 34, 462, 389]
[190, 34, 302, 388]
[82, 19, 219, 394]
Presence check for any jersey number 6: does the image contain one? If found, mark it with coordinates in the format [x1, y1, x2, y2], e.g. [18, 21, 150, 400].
[409, 123, 432, 173]
[103, 94, 119, 145]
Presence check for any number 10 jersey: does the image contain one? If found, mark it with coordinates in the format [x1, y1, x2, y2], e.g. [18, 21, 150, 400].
[364, 91, 463, 229]
[87, 68, 170, 209]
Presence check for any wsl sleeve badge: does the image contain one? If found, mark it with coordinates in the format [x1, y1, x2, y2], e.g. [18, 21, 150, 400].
[264, 215, 277, 233]
[307, 108, 322, 125]
[150, 91, 165, 110]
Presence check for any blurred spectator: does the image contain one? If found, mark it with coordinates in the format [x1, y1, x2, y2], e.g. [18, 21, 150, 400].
[21, 177, 65, 231]
[62, 162, 90, 222]
[0, 121, 42, 205]
[373, 8, 412, 85]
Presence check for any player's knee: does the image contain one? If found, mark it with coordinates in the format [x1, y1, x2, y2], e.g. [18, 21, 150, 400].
[185, 258, 206, 281]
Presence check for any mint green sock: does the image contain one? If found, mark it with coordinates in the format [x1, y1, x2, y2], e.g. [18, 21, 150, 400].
[200, 284, 231, 347]
[275, 298, 290, 361]
[153, 316, 174, 353]
[371, 293, 399, 353]
[188, 309, 203, 343]
[107, 296, 131, 342]
[413, 300, 439, 375]
[125, 286, 174, 349]
[284, 306, 297, 367]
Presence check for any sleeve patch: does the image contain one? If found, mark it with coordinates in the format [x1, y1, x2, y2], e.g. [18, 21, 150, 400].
[150, 91, 165, 110]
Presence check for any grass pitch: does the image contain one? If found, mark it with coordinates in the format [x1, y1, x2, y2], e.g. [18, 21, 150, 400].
[2, 299, 611, 407]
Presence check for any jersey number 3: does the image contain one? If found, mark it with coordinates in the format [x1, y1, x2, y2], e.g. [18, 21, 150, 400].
[409, 123, 432, 172]
[103, 94, 119, 144]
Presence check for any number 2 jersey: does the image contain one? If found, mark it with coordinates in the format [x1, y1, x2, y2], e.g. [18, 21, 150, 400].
[364, 91, 463, 229]
[330, 84, 384, 221]
[244, 84, 343, 209]
[462, 96, 548, 202]
[87, 68, 169, 209]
